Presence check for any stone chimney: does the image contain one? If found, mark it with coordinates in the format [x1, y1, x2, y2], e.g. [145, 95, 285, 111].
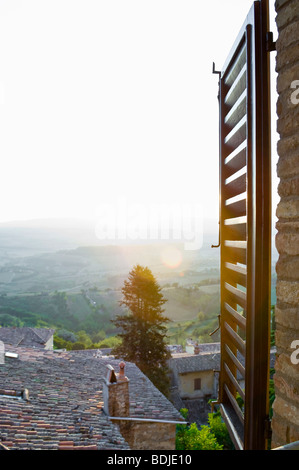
[194, 342, 200, 355]
[103, 362, 130, 417]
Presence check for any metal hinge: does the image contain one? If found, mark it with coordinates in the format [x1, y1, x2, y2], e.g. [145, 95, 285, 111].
[212, 62, 221, 101]
[266, 32, 276, 52]
[209, 314, 221, 336]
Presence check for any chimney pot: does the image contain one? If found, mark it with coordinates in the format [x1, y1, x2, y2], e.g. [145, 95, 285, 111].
[118, 361, 126, 379]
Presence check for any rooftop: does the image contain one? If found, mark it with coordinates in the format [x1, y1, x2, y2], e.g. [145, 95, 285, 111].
[170, 351, 220, 374]
[169, 344, 277, 375]
[0, 328, 54, 349]
[0, 344, 183, 450]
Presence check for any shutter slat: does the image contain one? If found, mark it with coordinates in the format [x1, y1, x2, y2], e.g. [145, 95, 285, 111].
[224, 65, 247, 109]
[224, 116, 247, 150]
[225, 140, 247, 167]
[224, 172, 247, 199]
[223, 223, 247, 242]
[224, 43, 247, 87]
[224, 384, 244, 425]
[224, 362, 245, 402]
[224, 321, 246, 356]
[224, 344, 245, 378]
[224, 197, 246, 219]
[224, 89, 247, 129]
[224, 246, 247, 265]
[224, 240, 247, 250]
[224, 301, 246, 330]
[224, 263, 247, 288]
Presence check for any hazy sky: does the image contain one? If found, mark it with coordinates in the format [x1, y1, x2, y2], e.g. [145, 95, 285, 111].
[0, 1, 279, 230]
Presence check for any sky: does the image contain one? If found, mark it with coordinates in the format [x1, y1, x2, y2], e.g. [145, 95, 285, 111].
[0, 0, 279, 236]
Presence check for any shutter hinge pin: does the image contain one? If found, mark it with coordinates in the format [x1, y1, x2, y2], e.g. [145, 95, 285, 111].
[266, 32, 276, 52]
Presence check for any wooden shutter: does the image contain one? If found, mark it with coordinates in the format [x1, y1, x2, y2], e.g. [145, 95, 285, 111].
[214, 0, 272, 450]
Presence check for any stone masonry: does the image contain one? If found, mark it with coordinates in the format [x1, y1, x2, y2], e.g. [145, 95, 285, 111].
[271, 0, 299, 448]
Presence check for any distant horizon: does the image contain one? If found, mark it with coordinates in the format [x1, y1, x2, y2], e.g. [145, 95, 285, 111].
[0, 212, 278, 260]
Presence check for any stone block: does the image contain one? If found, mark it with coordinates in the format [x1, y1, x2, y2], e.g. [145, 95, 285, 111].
[271, 414, 299, 448]
[277, 152, 299, 178]
[274, 374, 299, 404]
[276, 219, 299, 233]
[276, 255, 299, 280]
[277, 107, 299, 137]
[277, 62, 299, 94]
[275, 0, 292, 11]
[276, 42, 299, 73]
[275, 231, 299, 256]
[276, 280, 299, 305]
[276, 89, 299, 120]
[272, 395, 299, 427]
[276, 198, 299, 218]
[276, 19, 299, 50]
[275, 304, 299, 329]
[278, 175, 299, 197]
[274, 332, 299, 362]
[275, 0, 299, 31]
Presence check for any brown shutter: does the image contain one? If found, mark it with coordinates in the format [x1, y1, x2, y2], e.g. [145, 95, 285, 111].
[214, 0, 273, 450]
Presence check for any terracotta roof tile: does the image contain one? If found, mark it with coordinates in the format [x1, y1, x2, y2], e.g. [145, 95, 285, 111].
[0, 344, 183, 450]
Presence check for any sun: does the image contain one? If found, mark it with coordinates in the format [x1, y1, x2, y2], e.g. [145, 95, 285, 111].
[161, 245, 183, 269]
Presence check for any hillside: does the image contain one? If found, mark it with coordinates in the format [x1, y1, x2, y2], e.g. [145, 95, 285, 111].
[0, 220, 277, 348]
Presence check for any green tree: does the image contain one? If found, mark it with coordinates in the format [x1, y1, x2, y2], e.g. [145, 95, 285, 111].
[207, 413, 234, 450]
[175, 409, 230, 450]
[72, 341, 86, 350]
[112, 265, 171, 396]
[0, 313, 22, 327]
[176, 422, 223, 450]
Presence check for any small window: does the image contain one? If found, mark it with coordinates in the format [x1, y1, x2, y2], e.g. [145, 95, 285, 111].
[194, 378, 201, 391]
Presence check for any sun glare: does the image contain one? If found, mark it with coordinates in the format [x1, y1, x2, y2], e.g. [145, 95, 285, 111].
[161, 245, 183, 270]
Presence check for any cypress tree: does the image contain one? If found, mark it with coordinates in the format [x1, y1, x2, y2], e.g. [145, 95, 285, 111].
[112, 264, 171, 396]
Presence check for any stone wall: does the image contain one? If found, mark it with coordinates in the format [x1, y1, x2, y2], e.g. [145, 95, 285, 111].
[271, 0, 299, 448]
[103, 379, 130, 418]
[112, 420, 176, 450]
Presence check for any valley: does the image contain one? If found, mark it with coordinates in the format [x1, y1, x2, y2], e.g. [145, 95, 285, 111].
[0, 220, 277, 349]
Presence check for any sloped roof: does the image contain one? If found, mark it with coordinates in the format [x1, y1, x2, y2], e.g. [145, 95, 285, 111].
[0, 328, 54, 348]
[170, 352, 220, 374]
[169, 346, 277, 378]
[0, 345, 183, 450]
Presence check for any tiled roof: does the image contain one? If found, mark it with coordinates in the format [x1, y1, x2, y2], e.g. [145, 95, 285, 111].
[170, 352, 220, 374]
[169, 346, 277, 377]
[0, 328, 54, 348]
[0, 345, 183, 450]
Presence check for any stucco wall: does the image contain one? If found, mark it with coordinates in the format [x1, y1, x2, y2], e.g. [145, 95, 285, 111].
[178, 370, 214, 399]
